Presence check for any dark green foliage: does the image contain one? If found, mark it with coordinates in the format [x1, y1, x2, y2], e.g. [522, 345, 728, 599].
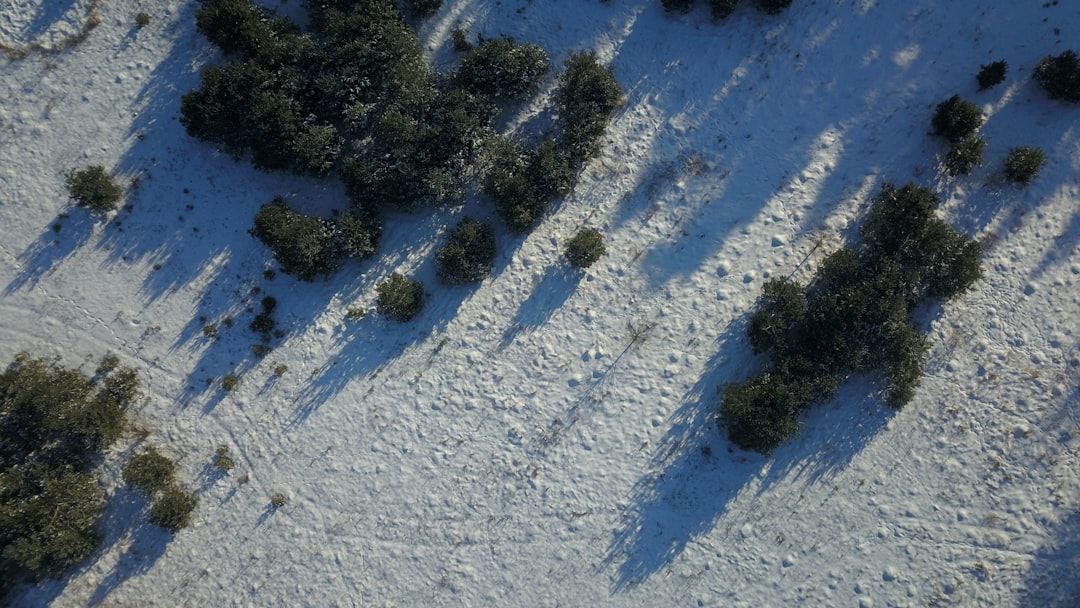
[454, 37, 550, 100]
[405, 0, 442, 18]
[931, 95, 983, 143]
[377, 273, 425, 322]
[485, 137, 574, 233]
[290, 123, 343, 176]
[556, 51, 622, 167]
[1004, 146, 1048, 184]
[65, 165, 123, 213]
[1033, 50, 1080, 102]
[0, 465, 104, 576]
[718, 373, 806, 455]
[436, 217, 497, 284]
[709, 0, 738, 19]
[720, 183, 983, 453]
[754, 0, 792, 14]
[252, 199, 340, 281]
[976, 60, 1007, 90]
[662, 0, 695, 14]
[135, 12, 151, 27]
[944, 136, 986, 176]
[747, 277, 805, 355]
[563, 227, 607, 269]
[195, 0, 312, 67]
[122, 447, 176, 496]
[0, 355, 140, 591]
[335, 210, 381, 259]
[149, 486, 197, 533]
[451, 28, 472, 52]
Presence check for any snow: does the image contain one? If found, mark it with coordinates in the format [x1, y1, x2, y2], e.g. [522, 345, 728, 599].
[1, 0, 1078, 606]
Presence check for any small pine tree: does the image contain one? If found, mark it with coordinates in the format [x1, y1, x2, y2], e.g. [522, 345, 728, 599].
[710, 0, 738, 19]
[1004, 146, 1048, 184]
[931, 95, 982, 143]
[976, 60, 1007, 90]
[376, 273, 425, 322]
[564, 227, 607, 269]
[944, 136, 986, 176]
[436, 217, 497, 284]
[122, 447, 176, 496]
[454, 37, 550, 100]
[65, 165, 123, 212]
[1033, 50, 1080, 102]
[149, 486, 197, 533]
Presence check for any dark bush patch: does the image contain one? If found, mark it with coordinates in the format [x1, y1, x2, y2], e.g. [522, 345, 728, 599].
[65, 166, 123, 213]
[1004, 146, 1048, 184]
[377, 273, 425, 322]
[454, 37, 550, 100]
[149, 486, 197, 533]
[564, 227, 607, 269]
[944, 136, 986, 176]
[931, 95, 983, 143]
[122, 447, 176, 496]
[1033, 50, 1080, 102]
[437, 217, 497, 284]
[976, 60, 1007, 90]
[754, 0, 792, 14]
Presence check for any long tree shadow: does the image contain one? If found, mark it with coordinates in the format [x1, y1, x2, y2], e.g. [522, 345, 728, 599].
[3, 208, 98, 295]
[500, 264, 581, 349]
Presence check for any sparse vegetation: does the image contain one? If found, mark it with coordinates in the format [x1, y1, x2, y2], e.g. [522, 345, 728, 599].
[377, 273, 425, 322]
[221, 374, 239, 392]
[213, 445, 236, 471]
[719, 183, 983, 453]
[270, 493, 289, 508]
[1003, 146, 1048, 184]
[135, 12, 151, 27]
[65, 165, 123, 213]
[564, 227, 607, 269]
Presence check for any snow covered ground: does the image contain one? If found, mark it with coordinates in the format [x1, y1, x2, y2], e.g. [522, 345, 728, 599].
[1, 0, 1077, 606]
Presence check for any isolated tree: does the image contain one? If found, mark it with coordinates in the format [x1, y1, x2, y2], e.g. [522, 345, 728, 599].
[931, 95, 983, 143]
[376, 273, 425, 322]
[436, 217, 497, 284]
[1033, 50, 1080, 102]
[1004, 146, 1048, 184]
[65, 165, 123, 212]
[564, 227, 607, 269]
[976, 60, 1008, 90]
[556, 51, 623, 166]
[944, 136, 986, 176]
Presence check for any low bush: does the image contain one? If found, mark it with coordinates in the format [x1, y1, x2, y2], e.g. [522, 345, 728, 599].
[754, 0, 792, 14]
[931, 95, 983, 143]
[436, 217, 497, 284]
[1033, 50, 1080, 102]
[213, 445, 235, 471]
[252, 198, 341, 281]
[122, 447, 176, 496]
[564, 227, 607, 269]
[149, 486, 197, 532]
[65, 165, 123, 213]
[556, 51, 622, 167]
[710, 0, 738, 19]
[976, 60, 1007, 90]
[944, 136, 986, 176]
[454, 37, 550, 100]
[377, 273, 425, 322]
[1003, 146, 1048, 184]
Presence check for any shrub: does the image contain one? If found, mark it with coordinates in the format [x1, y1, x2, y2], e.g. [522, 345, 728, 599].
[149, 486, 197, 533]
[747, 277, 805, 355]
[123, 447, 176, 496]
[252, 198, 340, 281]
[710, 0, 738, 19]
[931, 95, 983, 143]
[436, 217, 497, 284]
[213, 445, 235, 471]
[405, 0, 442, 17]
[270, 493, 288, 508]
[944, 136, 986, 176]
[335, 209, 381, 260]
[556, 51, 622, 166]
[135, 12, 151, 27]
[451, 28, 472, 52]
[1033, 50, 1080, 102]
[454, 37, 550, 100]
[754, 0, 792, 14]
[564, 227, 607, 269]
[376, 273, 425, 322]
[976, 60, 1007, 90]
[662, 0, 695, 14]
[718, 373, 805, 454]
[65, 165, 123, 212]
[1003, 146, 1048, 184]
[221, 374, 239, 392]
